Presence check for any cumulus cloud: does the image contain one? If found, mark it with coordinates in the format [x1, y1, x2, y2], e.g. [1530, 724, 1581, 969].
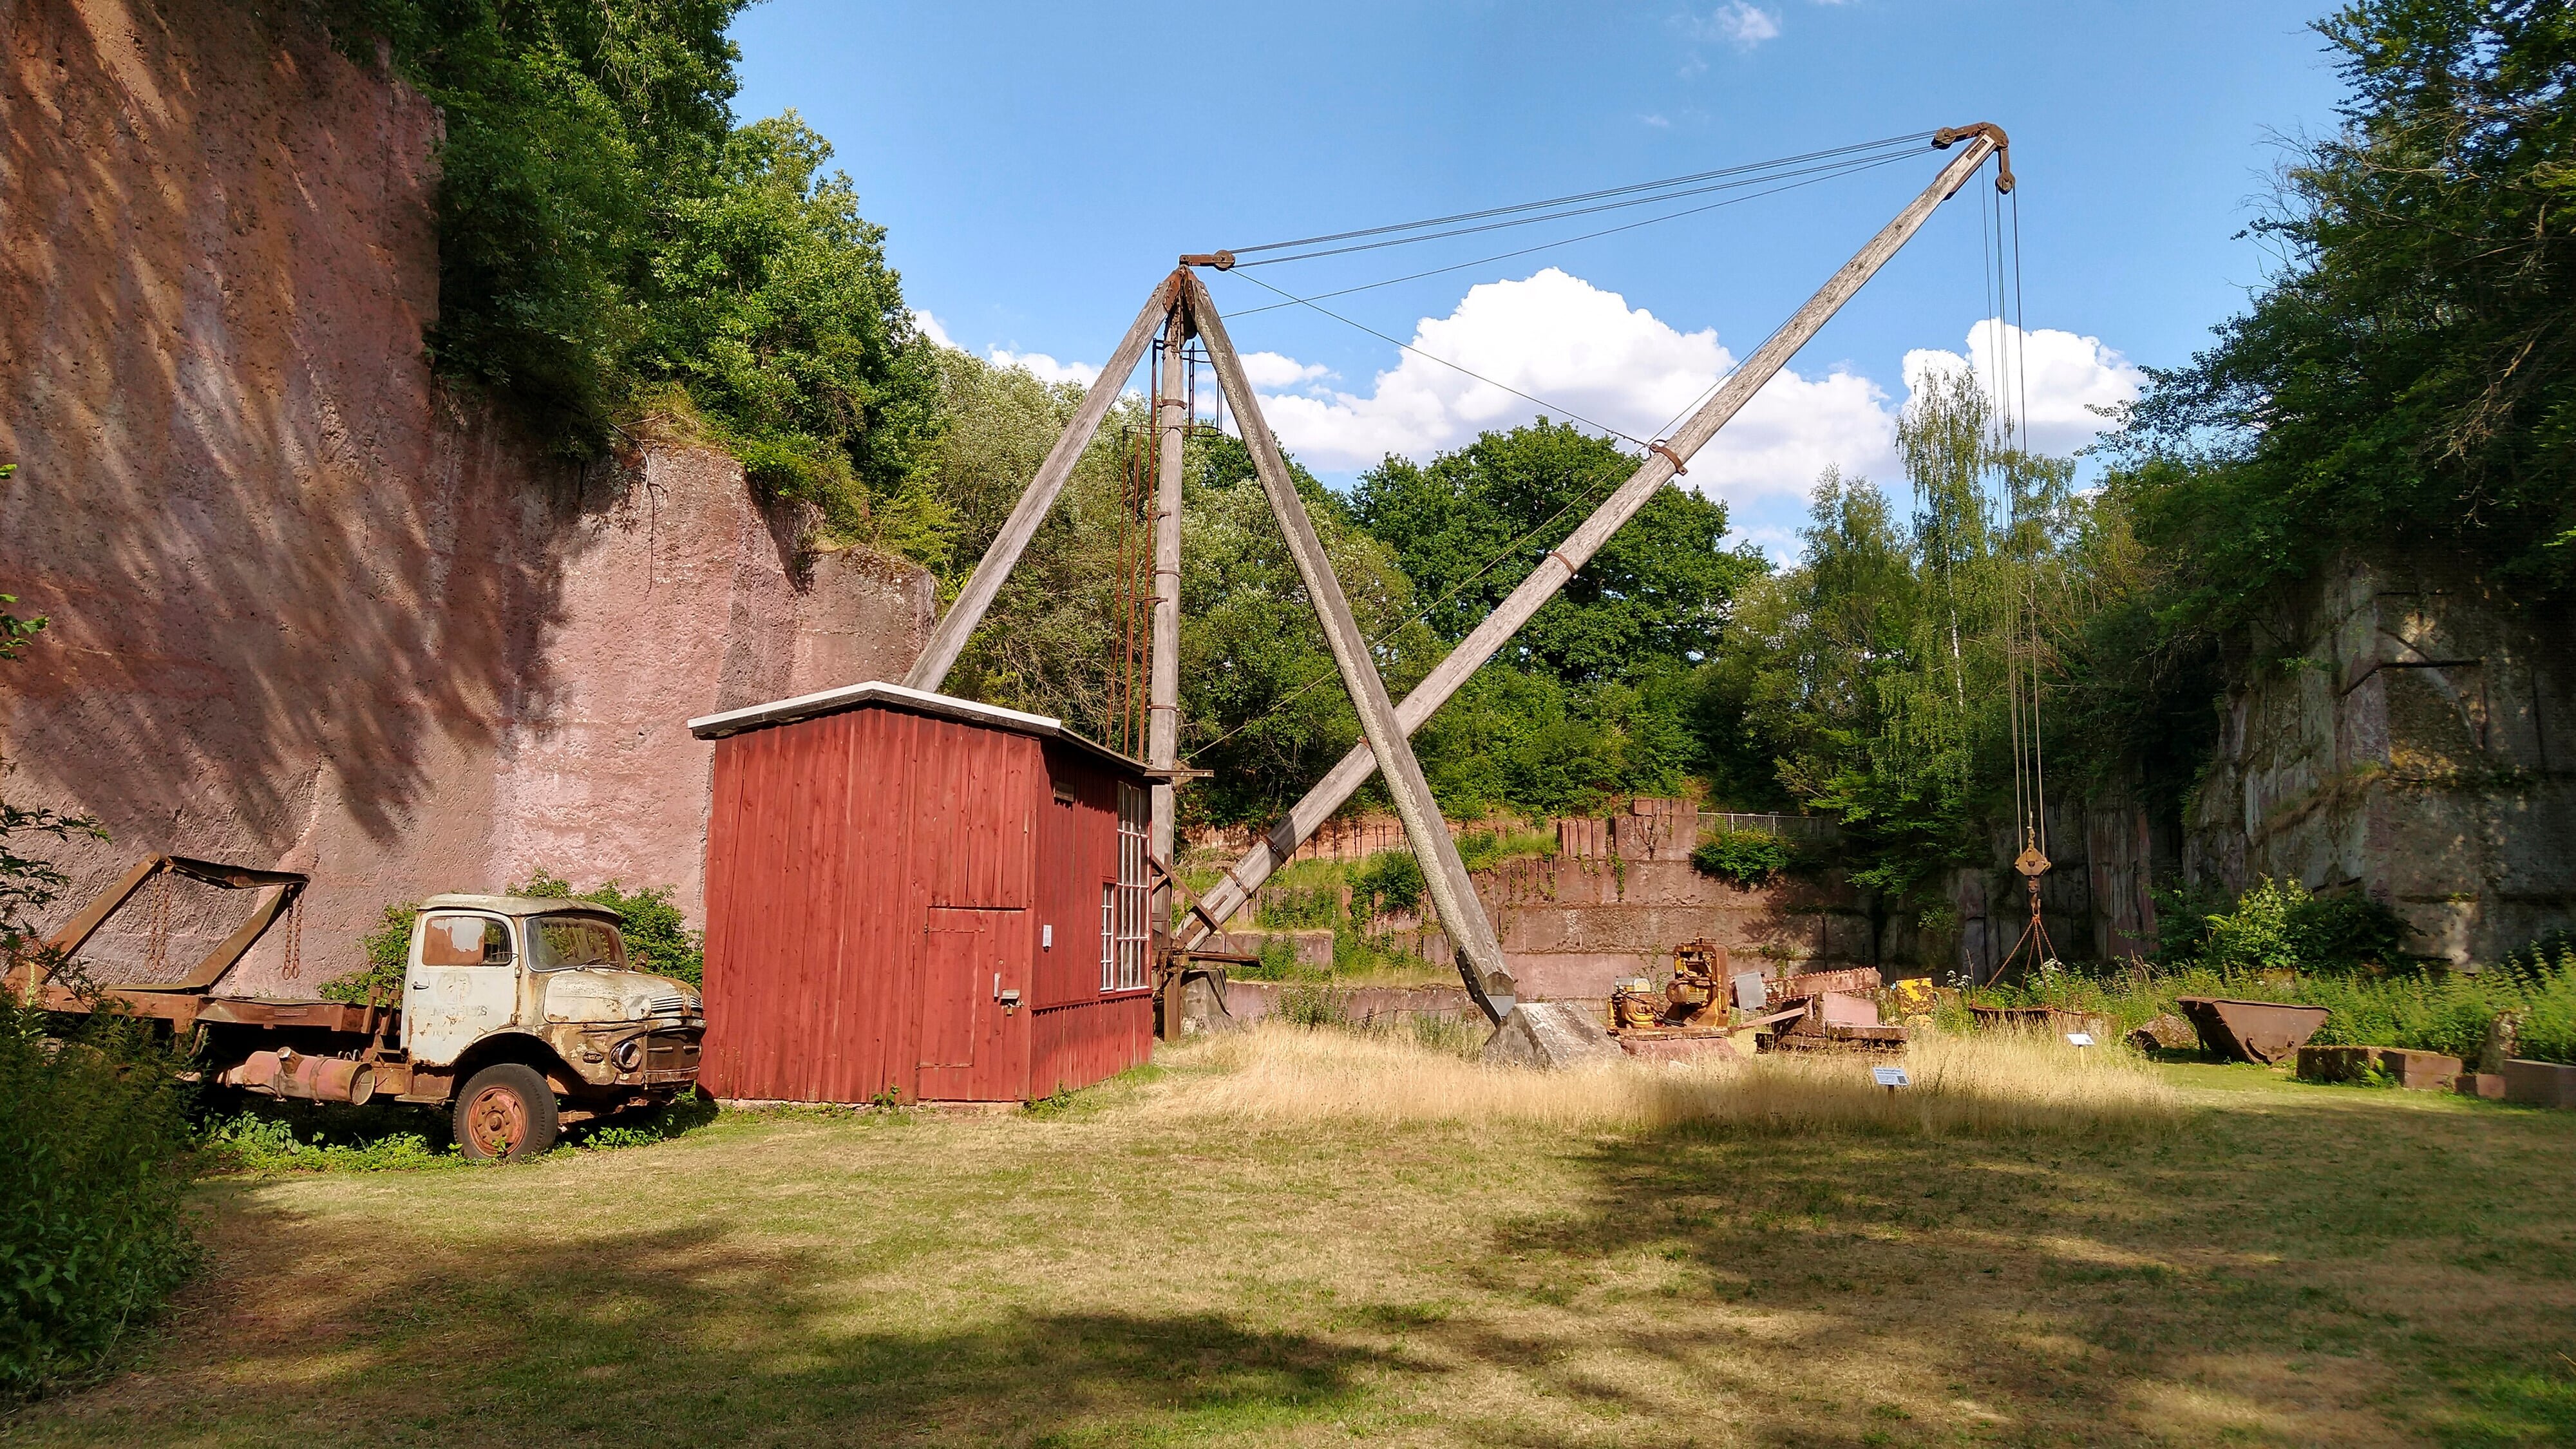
[1900, 321, 2145, 457]
[1246, 268, 1890, 510]
[1240, 351, 1332, 390]
[1237, 271, 2143, 554]
[988, 346, 1100, 389]
[1683, 2, 1781, 50]
[913, 308, 1110, 390]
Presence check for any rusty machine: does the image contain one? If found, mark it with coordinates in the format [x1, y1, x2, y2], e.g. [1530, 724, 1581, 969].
[1603, 938, 1911, 1059]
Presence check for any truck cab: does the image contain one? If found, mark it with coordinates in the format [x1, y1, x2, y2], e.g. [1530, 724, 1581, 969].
[401, 895, 705, 1158]
[20, 858, 707, 1163]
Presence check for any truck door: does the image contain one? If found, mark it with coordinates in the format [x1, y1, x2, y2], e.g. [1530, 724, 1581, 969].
[917, 907, 1021, 1101]
[406, 912, 519, 1066]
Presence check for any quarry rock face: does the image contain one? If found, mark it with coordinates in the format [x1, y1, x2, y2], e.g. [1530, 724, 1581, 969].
[0, 0, 932, 994]
[2185, 553, 2576, 965]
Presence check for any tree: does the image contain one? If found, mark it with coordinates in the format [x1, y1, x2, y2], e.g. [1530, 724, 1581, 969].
[1352, 422, 1762, 683]
[2119, 0, 2576, 617]
[1703, 370, 2088, 911]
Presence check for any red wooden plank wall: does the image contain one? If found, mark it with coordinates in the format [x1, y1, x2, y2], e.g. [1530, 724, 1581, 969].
[702, 706, 1147, 1105]
[1030, 996, 1155, 1099]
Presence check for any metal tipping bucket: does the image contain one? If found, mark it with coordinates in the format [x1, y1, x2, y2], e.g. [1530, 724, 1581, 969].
[2175, 996, 2331, 1065]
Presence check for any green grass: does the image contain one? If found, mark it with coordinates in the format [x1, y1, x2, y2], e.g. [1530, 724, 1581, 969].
[8, 1049, 2574, 1447]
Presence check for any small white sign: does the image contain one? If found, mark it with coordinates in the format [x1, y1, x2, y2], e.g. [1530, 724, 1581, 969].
[1873, 1065, 1910, 1088]
[2065, 1032, 2096, 1047]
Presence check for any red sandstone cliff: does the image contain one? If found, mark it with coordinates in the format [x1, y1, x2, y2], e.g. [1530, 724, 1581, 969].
[0, 0, 933, 993]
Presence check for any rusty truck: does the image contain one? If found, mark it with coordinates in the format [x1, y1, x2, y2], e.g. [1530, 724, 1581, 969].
[10, 855, 704, 1160]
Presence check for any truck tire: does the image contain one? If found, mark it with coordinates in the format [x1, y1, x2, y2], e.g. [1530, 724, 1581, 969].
[453, 1063, 560, 1162]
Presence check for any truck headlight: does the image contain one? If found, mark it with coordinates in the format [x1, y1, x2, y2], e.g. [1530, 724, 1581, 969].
[612, 1037, 644, 1071]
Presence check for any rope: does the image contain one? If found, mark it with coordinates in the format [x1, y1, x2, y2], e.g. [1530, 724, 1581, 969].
[1182, 459, 1637, 761]
[1228, 149, 1926, 317]
[1232, 145, 1936, 268]
[1222, 131, 1935, 260]
[280, 889, 303, 981]
[1222, 268, 1650, 450]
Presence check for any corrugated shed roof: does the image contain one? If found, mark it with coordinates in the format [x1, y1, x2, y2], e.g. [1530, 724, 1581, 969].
[687, 679, 1148, 774]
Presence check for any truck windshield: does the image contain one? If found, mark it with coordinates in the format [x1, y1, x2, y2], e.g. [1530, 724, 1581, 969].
[529, 916, 628, 971]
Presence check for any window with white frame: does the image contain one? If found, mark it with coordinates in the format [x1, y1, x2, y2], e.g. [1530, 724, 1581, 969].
[1103, 782, 1150, 990]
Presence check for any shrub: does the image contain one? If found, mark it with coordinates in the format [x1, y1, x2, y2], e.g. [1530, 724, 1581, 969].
[1350, 851, 1424, 920]
[0, 989, 198, 1399]
[1691, 828, 1799, 887]
[516, 870, 705, 987]
[1453, 827, 1557, 873]
[320, 901, 417, 1005]
[2171, 876, 2412, 977]
[1276, 980, 1350, 1029]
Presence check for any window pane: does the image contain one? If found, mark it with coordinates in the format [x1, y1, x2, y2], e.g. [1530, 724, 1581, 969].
[420, 914, 511, 966]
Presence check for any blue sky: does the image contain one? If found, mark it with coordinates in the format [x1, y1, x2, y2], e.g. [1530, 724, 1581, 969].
[732, 1, 2347, 555]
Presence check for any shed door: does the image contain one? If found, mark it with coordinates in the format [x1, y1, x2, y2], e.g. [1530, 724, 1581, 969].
[918, 907, 1020, 1101]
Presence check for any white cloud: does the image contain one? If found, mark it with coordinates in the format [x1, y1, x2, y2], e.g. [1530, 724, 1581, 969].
[1900, 321, 2145, 457]
[911, 308, 956, 349]
[1247, 268, 1890, 513]
[988, 346, 1100, 389]
[1240, 350, 1331, 390]
[1682, 2, 1781, 50]
[1238, 272, 2143, 560]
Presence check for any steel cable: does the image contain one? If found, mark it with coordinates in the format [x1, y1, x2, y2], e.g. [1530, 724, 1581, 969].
[1222, 131, 1936, 260]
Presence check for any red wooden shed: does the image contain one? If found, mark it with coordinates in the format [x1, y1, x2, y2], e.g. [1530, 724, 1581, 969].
[688, 681, 1159, 1104]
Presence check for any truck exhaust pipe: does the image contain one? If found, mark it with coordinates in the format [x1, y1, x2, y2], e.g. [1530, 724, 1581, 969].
[218, 1048, 377, 1105]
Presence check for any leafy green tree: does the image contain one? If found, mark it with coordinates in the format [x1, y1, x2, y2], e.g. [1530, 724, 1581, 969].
[1703, 370, 2087, 911]
[1352, 422, 1762, 683]
[2119, 0, 2576, 615]
[305, 2, 942, 558]
[638, 113, 943, 551]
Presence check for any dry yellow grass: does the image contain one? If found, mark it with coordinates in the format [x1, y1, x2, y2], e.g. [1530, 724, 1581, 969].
[10, 1043, 2573, 1447]
[1159, 1020, 2182, 1136]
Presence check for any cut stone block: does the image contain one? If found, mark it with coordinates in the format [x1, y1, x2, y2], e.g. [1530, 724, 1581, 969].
[1814, 991, 1881, 1027]
[2297, 1045, 2373, 1083]
[2501, 1058, 2576, 1108]
[1483, 1001, 1624, 1070]
[2374, 1048, 2461, 1090]
[2455, 1072, 2506, 1100]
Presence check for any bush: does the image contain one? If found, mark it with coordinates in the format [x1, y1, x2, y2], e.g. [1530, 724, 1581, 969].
[319, 901, 417, 1005]
[1453, 828, 1557, 873]
[1691, 828, 1799, 888]
[1276, 980, 1350, 1029]
[516, 869, 705, 987]
[1350, 851, 1424, 920]
[0, 989, 198, 1400]
[2168, 876, 2412, 977]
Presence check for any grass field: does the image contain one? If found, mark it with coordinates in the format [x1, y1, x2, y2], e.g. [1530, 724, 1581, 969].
[9, 1029, 2575, 1448]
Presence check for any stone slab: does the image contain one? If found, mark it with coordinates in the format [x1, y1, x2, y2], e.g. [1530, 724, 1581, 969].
[2374, 1047, 2463, 1090]
[2297, 1045, 2374, 1083]
[1483, 1001, 1623, 1070]
[2455, 1072, 2506, 1100]
[2501, 1058, 2576, 1108]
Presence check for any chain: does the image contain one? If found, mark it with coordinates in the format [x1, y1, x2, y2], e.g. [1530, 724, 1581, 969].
[279, 890, 303, 981]
[142, 873, 172, 976]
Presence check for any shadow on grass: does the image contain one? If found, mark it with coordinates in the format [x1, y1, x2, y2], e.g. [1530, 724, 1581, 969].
[17, 1208, 1408, 1448]
[1455, 1086, 2576, 1446]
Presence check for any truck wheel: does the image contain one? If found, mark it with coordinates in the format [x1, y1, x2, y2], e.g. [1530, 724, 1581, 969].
[454, 1063, 560, 1162]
